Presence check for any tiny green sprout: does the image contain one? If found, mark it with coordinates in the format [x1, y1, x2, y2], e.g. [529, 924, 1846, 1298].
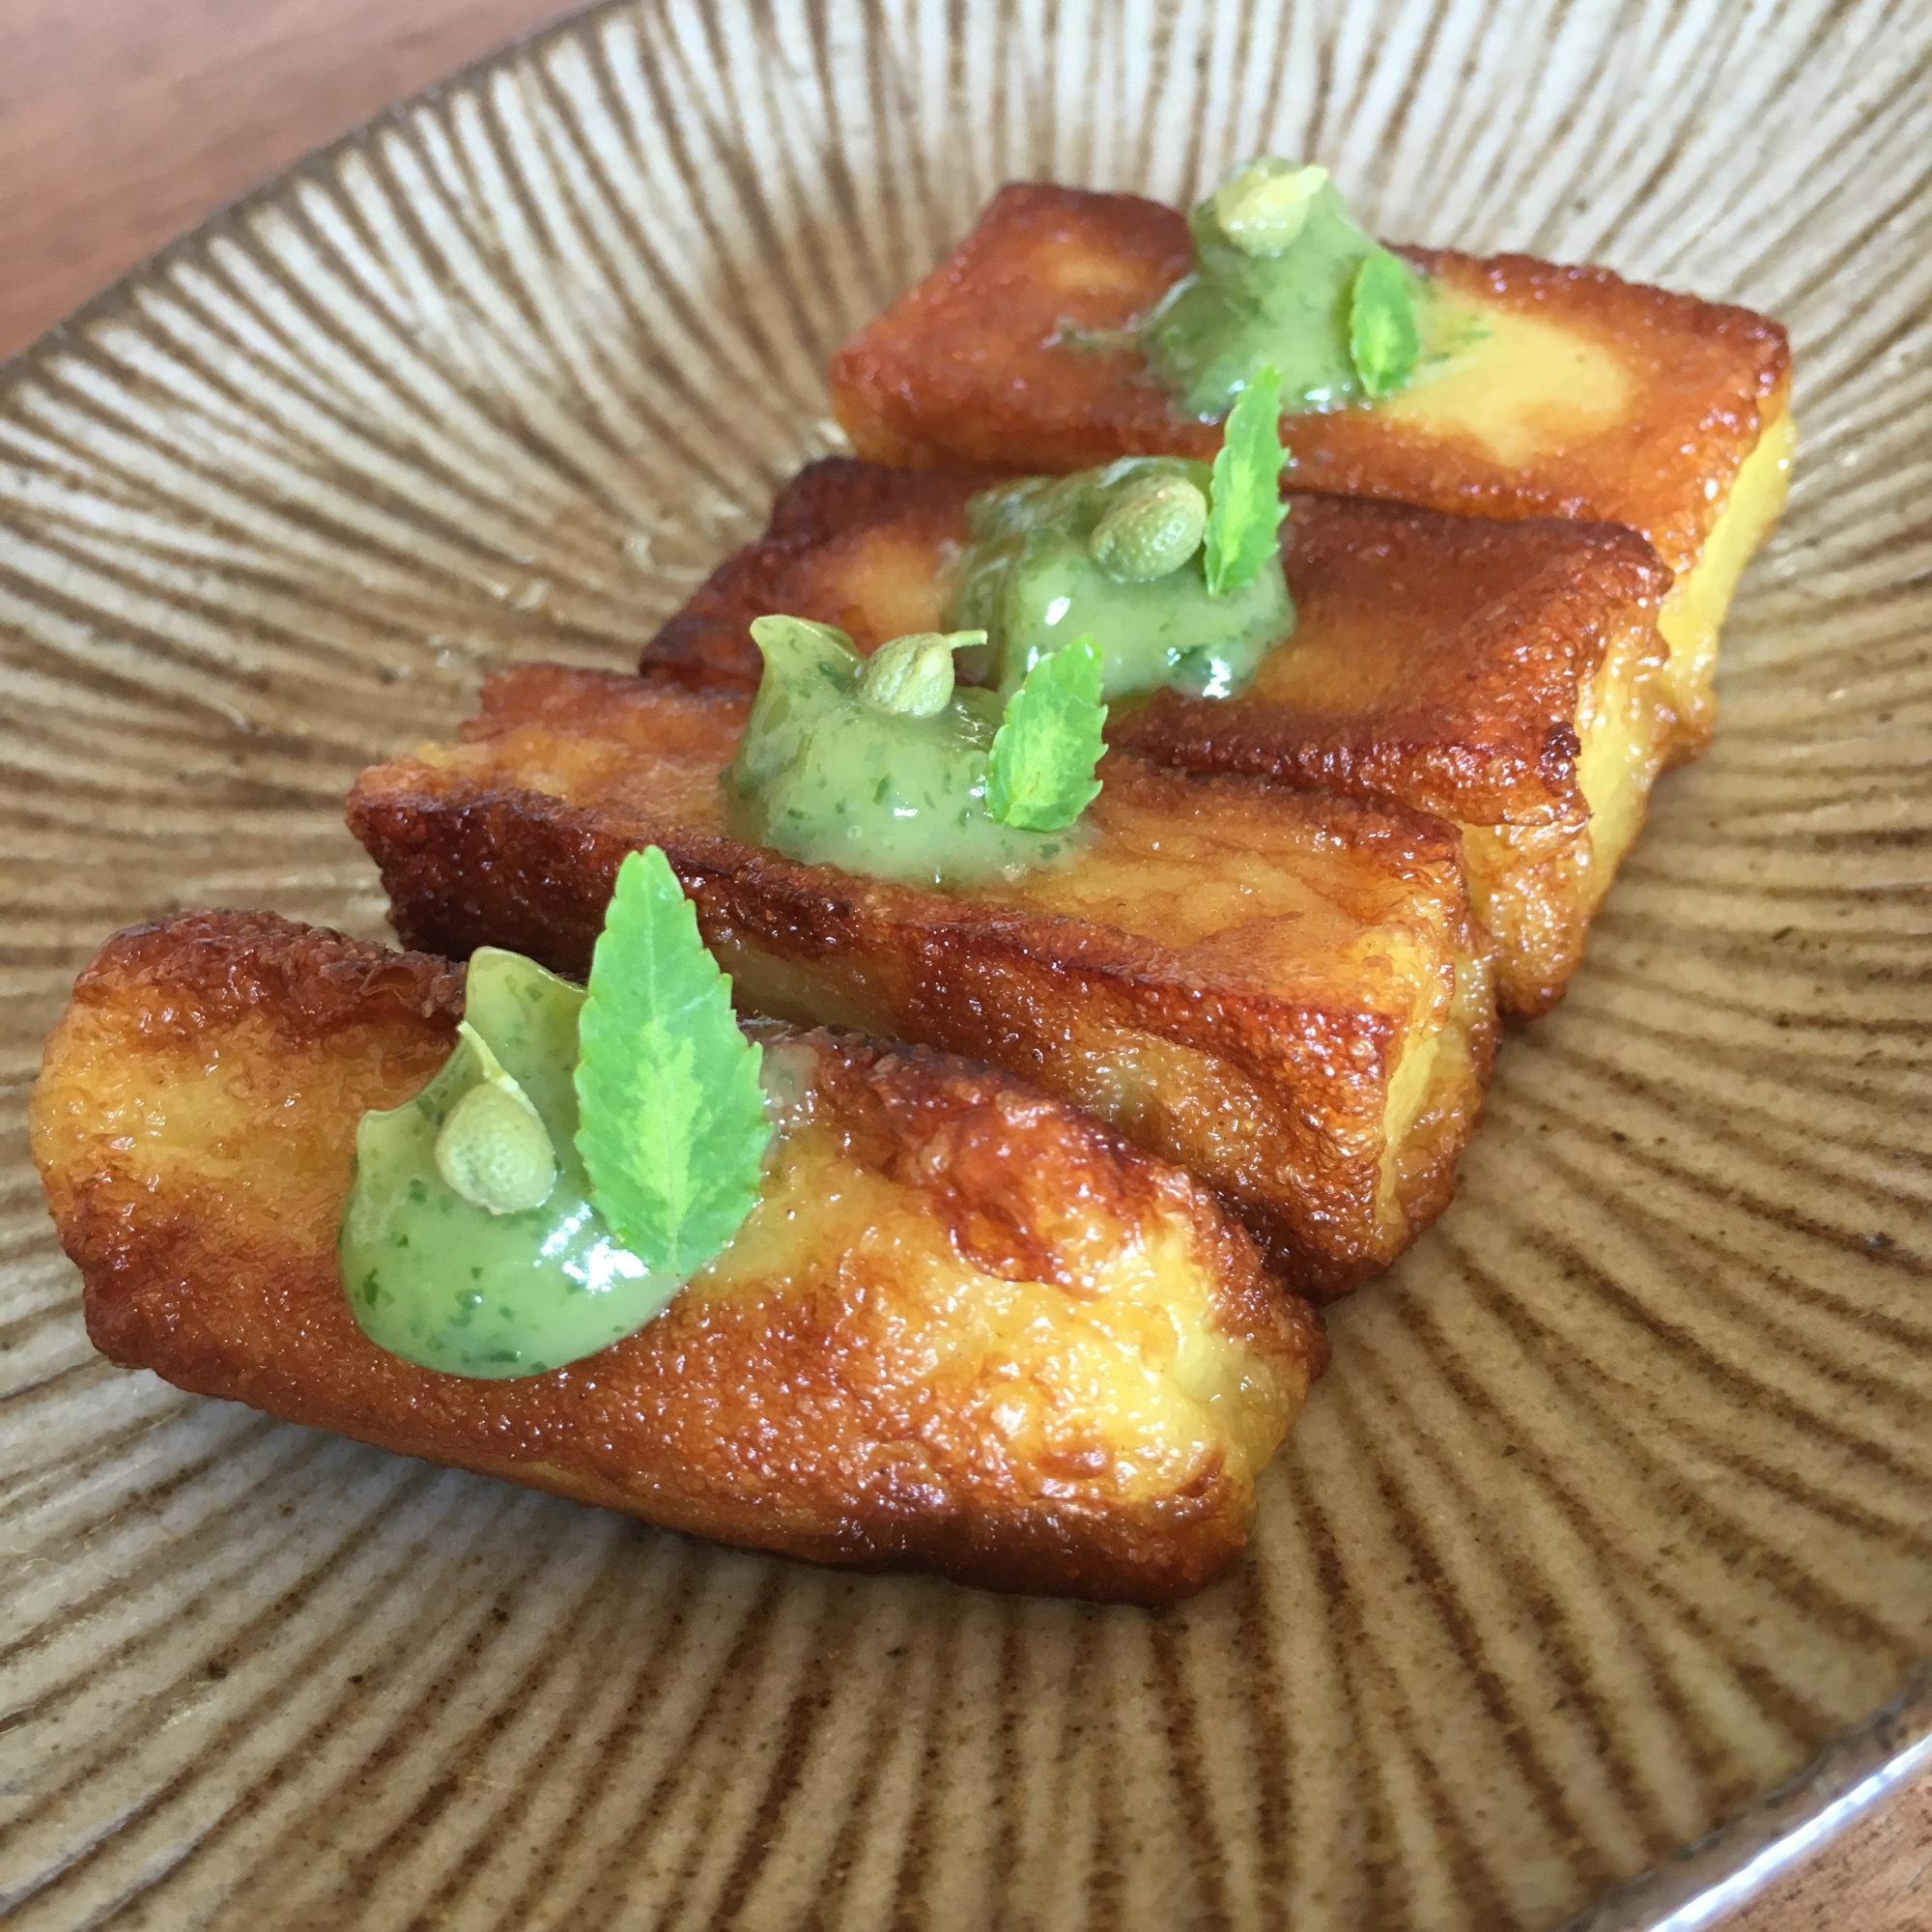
[434, 1023, 557, 1215]
[986, 634, 1107, 831]
[855, 630, 985, 717]
[1212, 158, 1331, 257]
[1350, 247, 1421, 397]
[1204, 366, 1289, 596]
[1088, 475, 1210, 582]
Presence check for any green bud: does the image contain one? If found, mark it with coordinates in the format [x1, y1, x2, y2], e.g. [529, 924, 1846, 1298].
[856, 630, 984, 717]
[434, 1023, 557, 1214]
[1088, 475, 1209, 582]
[1212, 158, 1330, 257]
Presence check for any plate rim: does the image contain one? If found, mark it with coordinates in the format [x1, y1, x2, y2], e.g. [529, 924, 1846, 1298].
[1558, 1667, 1932, 1931]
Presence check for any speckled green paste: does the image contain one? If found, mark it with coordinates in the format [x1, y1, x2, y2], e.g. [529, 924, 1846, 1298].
[340, 947, 674, 1379]
[1142, 157, 1431, 418]
[949, 457, 1293, 702]
[723, 616, 1089, 887]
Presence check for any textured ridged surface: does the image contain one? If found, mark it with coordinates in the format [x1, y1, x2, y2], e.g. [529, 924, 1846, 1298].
[1, 2, 1928, 1927]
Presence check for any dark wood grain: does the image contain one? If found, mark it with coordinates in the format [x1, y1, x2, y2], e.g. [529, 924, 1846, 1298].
[0, 3, 1924, 1924]
[1724, 1769, 1930, 1932]
[0, 0, 575, 355]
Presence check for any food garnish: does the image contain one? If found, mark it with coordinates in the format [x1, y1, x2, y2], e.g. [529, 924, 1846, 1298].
[948, 375, 1293, 702]
[1142, 156, 1427, 418]
[984, 632, 1108, 830]
[1087, 470, 1208, 582]
[1203, 366, 1292, 595]
[340, 847, 767, 1378]
[1349, 246, 1423, 398]
[432, 1023, 557, 1215]
[575, 846, 772, 1277]
[724, 613, 1104, 883]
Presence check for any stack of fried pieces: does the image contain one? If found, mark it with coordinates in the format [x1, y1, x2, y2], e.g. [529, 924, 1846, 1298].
[32, 180, 1790, 1604]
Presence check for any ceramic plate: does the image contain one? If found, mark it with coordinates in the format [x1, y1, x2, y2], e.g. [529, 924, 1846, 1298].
[3, 4, 1929, 1927]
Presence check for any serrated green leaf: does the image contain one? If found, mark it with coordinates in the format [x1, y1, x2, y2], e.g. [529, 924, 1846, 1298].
[1204, 366, 1289, 597]
[573, 846, 770, 1279]
[1350, 248, 1420, 397]
[985, 635, 1107, 832]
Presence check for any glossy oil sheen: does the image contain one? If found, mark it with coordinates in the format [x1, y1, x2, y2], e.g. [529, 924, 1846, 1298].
[341, 947, 671, 1378]
[725, 613, 1083, 885]
[0, 5, 1928, 1931]
[950, 457, 1294, 700]
[1143, 172, 1387, 415]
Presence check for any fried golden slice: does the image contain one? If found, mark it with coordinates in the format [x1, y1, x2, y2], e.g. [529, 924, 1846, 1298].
[641, 459, 1670, 1016]
[827, 184, 1794, 755]
[32, 910, 1324, 1605]
[347, 668, 1497, 1294]
[645, 459, 1002, 692]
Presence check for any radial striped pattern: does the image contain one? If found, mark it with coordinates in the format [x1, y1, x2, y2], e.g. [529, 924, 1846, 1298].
[2, 3, 1928, 1928]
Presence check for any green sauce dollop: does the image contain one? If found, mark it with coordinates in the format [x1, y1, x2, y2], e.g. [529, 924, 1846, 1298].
[724, 615, 1086, 887]
[949, 457, 1294, 701]
[1141, 156, 1428, 420]
[341, 947, 675, 1378]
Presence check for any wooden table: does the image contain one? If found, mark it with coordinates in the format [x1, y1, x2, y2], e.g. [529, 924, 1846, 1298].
[0, 2, 1925, 1925]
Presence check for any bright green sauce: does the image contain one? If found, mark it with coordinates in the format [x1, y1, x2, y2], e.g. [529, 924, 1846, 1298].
[1141, 157, 1430, 420]
[340, 947, 677, 1378]
[723, 615, 1086, 887]
[949, 457, 1294, 701]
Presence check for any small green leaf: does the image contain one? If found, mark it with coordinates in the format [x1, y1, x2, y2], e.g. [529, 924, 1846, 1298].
[573, 847, 770, 1279]
[1350, 248, 1420, 398]
[985, 635, 1107, 832]
[1204, 366, 1289, 597]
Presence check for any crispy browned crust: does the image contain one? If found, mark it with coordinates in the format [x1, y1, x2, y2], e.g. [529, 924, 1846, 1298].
[32, 910, 1324, 1605]
[639, 461, 1670, 1014]
[641, 460, 1663, 822]
[826, 183, 1791, 577]
[1125, 497, 1666, 822]
[346, 666, 1497, 1293]
[1112, 499, 1673, 1018]
[647, 459, 1004, 692]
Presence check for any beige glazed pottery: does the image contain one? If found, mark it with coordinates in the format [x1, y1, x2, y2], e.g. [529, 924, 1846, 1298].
[2, 3, 1929, 1927]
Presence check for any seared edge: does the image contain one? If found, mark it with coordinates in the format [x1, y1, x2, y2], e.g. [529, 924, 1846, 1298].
[31, 911, 1324, 1605]
[827, 183, 1790, 575]
[348, 666, 1498, 1292]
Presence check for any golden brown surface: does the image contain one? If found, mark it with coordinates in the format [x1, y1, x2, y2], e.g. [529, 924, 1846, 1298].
[1139, 497, 1666, 826]
[640, 459, 1671, 1014]
[31, 909, 1322, 1605]
[347, 666, 1497, 1294]
[645, 459, 1001, 691]
[644, 460, 1654, 822]
[828, 184, 1790, 581]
